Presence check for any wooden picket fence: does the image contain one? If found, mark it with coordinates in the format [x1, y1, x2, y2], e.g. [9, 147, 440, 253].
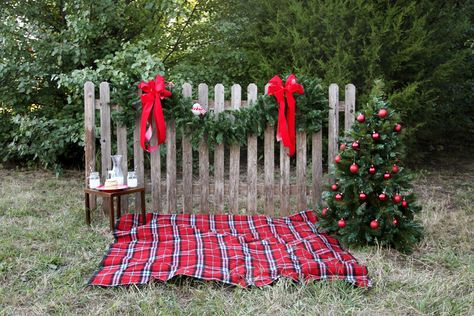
[84, 82, 355, 216]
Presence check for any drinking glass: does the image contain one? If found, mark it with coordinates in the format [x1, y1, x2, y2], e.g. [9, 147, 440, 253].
[127, 171, 138, 187]
[89, 172, 100, 189]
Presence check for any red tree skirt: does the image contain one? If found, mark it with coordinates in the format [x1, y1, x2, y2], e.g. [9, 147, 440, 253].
[89, 210, 371, 287]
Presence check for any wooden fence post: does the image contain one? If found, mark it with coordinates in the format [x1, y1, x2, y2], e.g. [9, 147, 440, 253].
[328, 84, 339, 181]
[345, 84, 356, 133]
[198, 84, 210, 213]
[182, 83, 193, 212]
[214, 84, 225, 213]
[84, 82, 96, 209]
[246, 84, 258, 213]
[229, 84, 241, 213]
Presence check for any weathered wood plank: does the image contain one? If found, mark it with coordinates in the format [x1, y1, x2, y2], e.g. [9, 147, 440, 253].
[133, 102, 145, 211]
[198, 83, 209, 213]
[296, 131, 307, 211]
[328, 84, 339, 179]
[345, 84, 356, 132]
[246, 84, 258, 213]
[116, 115, 129, 212]
[150, 123, 161, 212]
[182, 83, 193, 213]
[229, 84, 241, 213]
[84, 82, 96, 209]
[312, 131, 323, 208]
[214, 84, 225, 213]
[264, 83, 274, 215]
[166, 119, 177, 214]
[99, 82, 111, 215]
[99, 82, 111, 182]
[280, 144, 290, 216]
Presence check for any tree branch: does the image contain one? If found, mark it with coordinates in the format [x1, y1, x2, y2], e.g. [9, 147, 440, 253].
[162, 0, 204, 64]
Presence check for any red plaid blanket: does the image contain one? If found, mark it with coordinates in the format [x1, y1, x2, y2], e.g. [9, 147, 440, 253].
[89, 210, 371, 287]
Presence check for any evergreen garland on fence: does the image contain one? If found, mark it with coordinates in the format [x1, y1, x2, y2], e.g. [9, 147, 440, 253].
[162, 75, 327, 149]
[112, 75, 327, 149]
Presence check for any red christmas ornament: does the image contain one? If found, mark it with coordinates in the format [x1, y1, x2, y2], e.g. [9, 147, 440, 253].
[394, 123, 402, 133]
[401, 200, 408, 208]
[383, 172, 391, 180]
[356, 113, 365, 123]
[370, 219, 379, 229]
[372, 132, 380, 140]
[338, 219, 346, 228]
[340, 143, 346, 151]
[393, 218, 398, 225]
[392, 164, 399, 174]
[378, 108, 388, 118]
[335, 155, 341, 163]
[322, 208, 328, 217]
[369, 165, 376, 174]
[393, 194, 402, 204]
[378, 193, 387, 201]
[331, 184, 338, 191]
[349, 163, 359, 173]
[359, 192, 367, 201]
[335, 193, 343, 201]
[351, 141, 360, 150]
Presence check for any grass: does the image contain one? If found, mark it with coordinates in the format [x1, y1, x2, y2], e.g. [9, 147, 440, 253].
[0, 156, 473, 315]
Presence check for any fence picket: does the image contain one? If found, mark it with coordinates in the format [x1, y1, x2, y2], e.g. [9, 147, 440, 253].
[133, 107, 145, 211]
[246, 84, 258, 213]
[312, 131, 323, 208]
[264, 84, 274, 215]
[198, 83, 210, 213]
[345, 84, 356, 132]
[116, 115, 129, 212]
[328, 84, 339, 181]
[229, 84, 241, 213]
[99, 82, 111, 215]
[214, 84, 225, 213]
[182, 83, 193, 212]
[296, 132, 307, 211]
[84, 82, 96, 209]
[150, 124, 161, 212]
[166, 120, 177, 213]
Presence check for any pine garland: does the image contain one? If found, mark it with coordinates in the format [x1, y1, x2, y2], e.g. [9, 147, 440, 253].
[159, 75, 327, 148]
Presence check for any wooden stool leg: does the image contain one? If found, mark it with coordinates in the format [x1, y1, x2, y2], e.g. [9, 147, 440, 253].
[109, 197, 115, 231]
[117, 194, 121, 219]
[85, 193, 91, 226]
[141, 190, 146, 225]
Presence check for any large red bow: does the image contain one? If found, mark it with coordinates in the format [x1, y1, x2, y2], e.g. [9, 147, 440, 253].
[267, 74, 304, 156]
[138, 75, 171, 152]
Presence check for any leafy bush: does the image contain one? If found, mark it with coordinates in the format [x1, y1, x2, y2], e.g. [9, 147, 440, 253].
[5, 115, 83, 174]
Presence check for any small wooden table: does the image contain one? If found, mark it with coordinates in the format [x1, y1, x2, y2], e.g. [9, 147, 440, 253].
[84, 187, 146, 230]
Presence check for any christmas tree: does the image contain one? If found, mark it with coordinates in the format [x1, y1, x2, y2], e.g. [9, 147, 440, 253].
[318, 82, 423, 253]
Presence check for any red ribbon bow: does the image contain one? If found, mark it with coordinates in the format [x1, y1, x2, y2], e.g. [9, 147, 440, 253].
[267, 74, 304, 156]
[138, 75, 172, 152]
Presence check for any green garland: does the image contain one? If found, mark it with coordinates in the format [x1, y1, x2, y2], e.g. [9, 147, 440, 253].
[160, 75, 327, 149]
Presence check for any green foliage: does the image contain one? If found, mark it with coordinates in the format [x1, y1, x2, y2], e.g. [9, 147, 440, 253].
[5, 115, 83, 174]
[212, 0, 474, 157]
[318, 83, 423, 253]
[164, 75, 326, 148]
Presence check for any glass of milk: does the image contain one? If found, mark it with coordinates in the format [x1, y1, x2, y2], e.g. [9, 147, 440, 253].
[89, 172, 100, 189]
[127, 171, 138, 187]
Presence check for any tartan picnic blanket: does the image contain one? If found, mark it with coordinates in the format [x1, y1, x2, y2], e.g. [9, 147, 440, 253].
[89, 210, 371, 287]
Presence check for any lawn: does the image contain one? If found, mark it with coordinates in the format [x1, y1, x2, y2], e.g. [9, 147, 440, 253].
[0, 155, 473, 315]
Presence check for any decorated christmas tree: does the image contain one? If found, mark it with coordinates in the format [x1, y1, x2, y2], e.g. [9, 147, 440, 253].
[318, 82, 423, 253]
